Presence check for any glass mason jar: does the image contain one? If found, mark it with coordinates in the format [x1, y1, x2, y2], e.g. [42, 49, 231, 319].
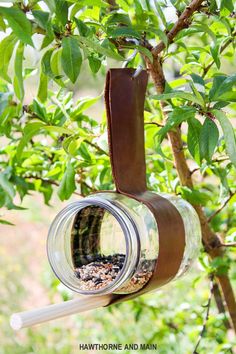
[47, 192, 201, 296]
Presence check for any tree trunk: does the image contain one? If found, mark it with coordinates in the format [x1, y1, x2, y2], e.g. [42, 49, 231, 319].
[146, 57, 236, 332]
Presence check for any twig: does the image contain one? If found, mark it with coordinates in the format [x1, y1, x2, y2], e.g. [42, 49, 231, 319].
[218, 242, 236, 248]
[23, 175, 82, 196]
[24, 175, 60, 187]
[189, 157, 231, 176]
[76, 169, 97, 194]
[190, 158, 230, 176]
[212, 157, 230, 163]
[84, 139, 108, 156]
[190, 167, 200, 175]
[202, 31, 236, 78]
[192, 275, 214, 354]
[207, 192, 235, 223]
[144, 122, 163, 127]
[81, 180, 96, 192]
[152, 0, 205, 57]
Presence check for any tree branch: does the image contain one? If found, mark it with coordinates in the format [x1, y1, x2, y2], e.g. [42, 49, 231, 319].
[218, 242, 236, 248]
[145, 0, 236, 332]
[192, 275, 214, 354]
[152, 0, 205, 57]
[144, 121, 163, 128]
[207, 192, 235, 223]
[212, 281, 231, 330]
[190, 167, 200, 175]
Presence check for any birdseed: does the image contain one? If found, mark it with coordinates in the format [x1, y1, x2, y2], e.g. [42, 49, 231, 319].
[74, 253, 155, 293]
[74, 254, 125, 291]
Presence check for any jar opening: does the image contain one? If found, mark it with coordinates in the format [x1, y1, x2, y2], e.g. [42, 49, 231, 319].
[47, 195, 141, 295]
[71, 205, 127, 292]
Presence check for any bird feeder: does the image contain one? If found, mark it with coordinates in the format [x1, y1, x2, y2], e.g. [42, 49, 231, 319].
[47, 68, 201, 305]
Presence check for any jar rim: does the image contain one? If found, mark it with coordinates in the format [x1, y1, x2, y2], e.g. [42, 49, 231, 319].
[47, 195, 140, 295]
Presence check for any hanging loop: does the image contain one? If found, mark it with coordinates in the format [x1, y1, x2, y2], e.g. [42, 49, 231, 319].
[122, 38, 143, 78]
[132, 64, 143, 79]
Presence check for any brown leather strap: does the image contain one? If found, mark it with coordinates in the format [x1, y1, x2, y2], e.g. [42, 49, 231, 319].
[105, 68, 147, 194]
[104, 68, 185, 304]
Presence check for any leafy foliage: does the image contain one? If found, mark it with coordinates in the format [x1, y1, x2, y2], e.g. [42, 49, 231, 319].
[0, 0, 235, 351]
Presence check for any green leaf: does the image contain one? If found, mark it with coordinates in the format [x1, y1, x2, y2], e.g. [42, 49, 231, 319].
[152, 91, 204, 107]
[0, 14, 6, 31]
[77, 35, 124, 61]
[157, 107, 196, 143]
[70, 0, 108, 7]
[153, 29, 168, 47]
[41, 182, 53, 205]
[0, 219, 14, 226]
[220, 0, 234, 13]
[134, 0, 144, 16]
[41, 20, 54, 49]
[210, 42, 220, 69]
[44, 0, 56, 12]
[61, 36, 82, 83]
[32, 99, 48, 121]
[193, 23, 217, 44]
[0, 6, 33, 46]
[190, 73, 205, 87]
[16, 122, 73, 160]
[51, 48, 65, 86]
[0, 172, 15, 199]
[74, 18, 90, 37]
[189, 82, 205, 107]
[153, 1, 167, 28]
[0, 92, 11, 116]
[88, 55, 101, 73]
[37, 70, 48, 103]
[199, 118, 219, 162]
[210, 256, 230, 275]
[213, 109, 236, 167]
[99, 166, 109, 184]
[0, 33, 17, 82]
[43, 126, 73, 135]
[209, 74, 236, 101]
[41, 48, 55, 79]
[13, 41, 24, 101]
[178, 186, 210, 206]
[209, 0, 217, 12]
[135, 45, 153, 63]
[16, 122, 45, 160]
[79, 142, 92, 162]
[55, 0, 68, 26]
[187, 117, 202, 165]
[106, 13, 131, 27]
[32, 10, 50, 29]
[108, 27, 140, 39]
[72, 96, 100, 117]
[63, 136, 84, 156]
[57, 161, 76, 201]
[115, 0, 129, 11]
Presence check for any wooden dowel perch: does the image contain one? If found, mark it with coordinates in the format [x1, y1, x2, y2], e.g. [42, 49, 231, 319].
[10, 295, 111, 330]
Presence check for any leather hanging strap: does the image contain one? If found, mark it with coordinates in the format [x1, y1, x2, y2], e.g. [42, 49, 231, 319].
[105, 68, 147, 194]
[104, 68, 185, 304]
